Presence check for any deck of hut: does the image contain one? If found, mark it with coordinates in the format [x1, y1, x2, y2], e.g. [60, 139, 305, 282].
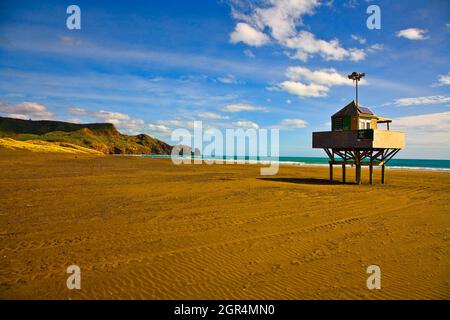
[312, 101, 405, 184]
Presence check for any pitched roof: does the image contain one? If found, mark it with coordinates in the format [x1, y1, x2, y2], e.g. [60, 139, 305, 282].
[332, 100, 376, 118]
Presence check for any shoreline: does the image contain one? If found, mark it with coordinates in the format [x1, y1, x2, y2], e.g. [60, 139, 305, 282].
[117, 154, 450, 173]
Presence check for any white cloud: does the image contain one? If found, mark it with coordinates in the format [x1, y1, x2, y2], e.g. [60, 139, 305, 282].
[274, 66, 355, 98]
[148, 123, 172, 134]
[116, 118, 146, 132]
[59, 35, 83, 46]
[68, 107, 130, 122]
[217, 74, 237, 84]
[229, 0, 366, 62]
[152, 119, 220, 135]
[366, 43, 384, 53]
[344, 0, 358, 8]
[232, 120, 259, 129]
[156, 119, 185, 127]
[147, 119, 198, 139]
[348, 48, 366, 61]
[436, 73, 450, 86]
[286, 99, 292, 104]
[284, 31, 366, 61]
[222, 103, 268, 112]
[392, 95, 450, 106]
[66, 107, 85, 115]
[396, 28, 429, 40]
[392, 112, 450, 154]
[0, 100, 54, 120]
[351, 34, 366, 44]
[285, 66, 355, 86]
[198, 112, 230, 120]
[275, 81, 329, 97]
[270, 118, 308, 130]
[394, 112, 450, 130]
[67, 107, 145, 133]
[244, 0, 320, 42]
[5, 114, 28, 120]
[243, 49, 255, 58]
[279, 118, 308, 128]
[230, 22, 270, 47]
[93, 110, 131, 122]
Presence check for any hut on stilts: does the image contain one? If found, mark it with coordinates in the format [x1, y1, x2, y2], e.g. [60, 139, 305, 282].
[312, 72, 405, 184]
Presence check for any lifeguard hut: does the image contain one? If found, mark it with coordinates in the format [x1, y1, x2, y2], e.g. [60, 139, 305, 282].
[312, 72, 405, 184]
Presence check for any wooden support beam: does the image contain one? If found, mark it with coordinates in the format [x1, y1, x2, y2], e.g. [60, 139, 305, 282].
[369, 151, 374, 185]
[335, 150, 351, 161]
[321, 148, 400, 186]
[329, 161, 333, 183]
[354, 150, 362, 184]
[372, 150, 384, 161]
[324, 148, 332, 160]
[360, 151, 370, 160]
[342, 163, 346, 183]
[356, 164, 361, 184]
[385, 149, 400, 164]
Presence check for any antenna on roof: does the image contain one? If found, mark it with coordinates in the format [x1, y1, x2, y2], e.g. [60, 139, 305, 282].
[348, 72, 365, 106]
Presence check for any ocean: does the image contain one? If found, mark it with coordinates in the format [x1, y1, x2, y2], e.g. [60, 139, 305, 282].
[268, 157, 450, 171]
[142, 155, 450, 171]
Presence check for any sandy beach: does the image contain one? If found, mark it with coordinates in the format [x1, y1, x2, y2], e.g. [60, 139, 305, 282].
[0, 149, 449, 299]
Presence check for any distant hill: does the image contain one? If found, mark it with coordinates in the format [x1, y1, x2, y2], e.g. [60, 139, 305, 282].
[0, 116, 175, 155]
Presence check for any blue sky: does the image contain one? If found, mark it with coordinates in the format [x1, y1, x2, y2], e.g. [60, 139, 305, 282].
[0, 0, 449, 158]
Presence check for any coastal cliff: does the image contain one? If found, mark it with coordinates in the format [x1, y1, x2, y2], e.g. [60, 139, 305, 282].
[0, 116, 175, 155]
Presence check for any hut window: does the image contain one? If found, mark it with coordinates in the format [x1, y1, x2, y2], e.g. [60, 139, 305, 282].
[333, 117, 343, 130]
[359, 119, 371, 129]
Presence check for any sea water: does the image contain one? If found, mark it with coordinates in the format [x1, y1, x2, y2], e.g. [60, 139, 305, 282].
[141, 155, 450, 171]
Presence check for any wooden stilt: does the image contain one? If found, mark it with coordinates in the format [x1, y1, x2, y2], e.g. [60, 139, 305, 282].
[342, 163, 346, 183]
[354, 151, 361, 184]
[329, 161, 333, 183]
[320, 148, 398, 186]
[356, 165, 361, 184]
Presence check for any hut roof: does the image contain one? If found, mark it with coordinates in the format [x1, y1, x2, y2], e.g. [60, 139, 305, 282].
[376, 116, 392, 123]
[332, 100, 376, 118]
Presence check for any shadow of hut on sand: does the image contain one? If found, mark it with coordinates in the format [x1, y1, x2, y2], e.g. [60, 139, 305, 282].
[257, 177, 357, 185]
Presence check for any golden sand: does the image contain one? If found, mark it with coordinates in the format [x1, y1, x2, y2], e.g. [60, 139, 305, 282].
[0, 149, 449, 299]
[0, 138, 104, 155]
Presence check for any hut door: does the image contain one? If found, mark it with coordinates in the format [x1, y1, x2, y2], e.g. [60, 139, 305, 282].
[343, 116, 351, 131]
